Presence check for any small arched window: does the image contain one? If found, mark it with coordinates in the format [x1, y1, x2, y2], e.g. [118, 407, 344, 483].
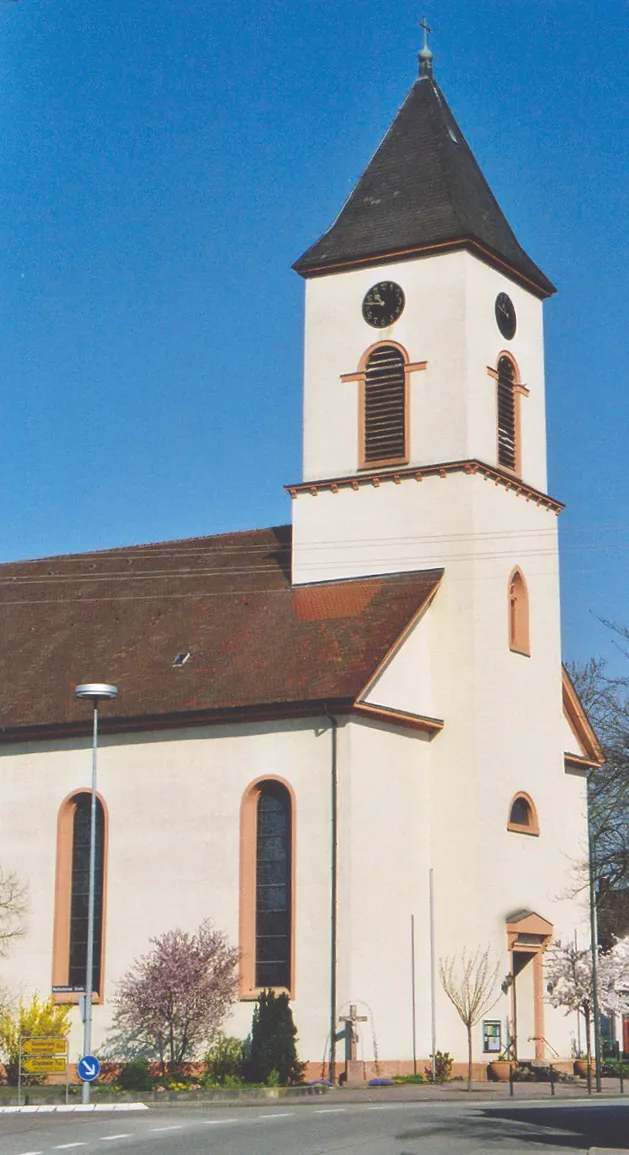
[509, 568, 530, 655]
[507, 792, 539, 836]
[497, 355, 517, 471]
[363, 345, 407, 466]
[53, 791, 107, 1001]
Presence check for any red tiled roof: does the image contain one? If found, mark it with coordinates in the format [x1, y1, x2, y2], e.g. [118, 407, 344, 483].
[0, 526, 442, 740]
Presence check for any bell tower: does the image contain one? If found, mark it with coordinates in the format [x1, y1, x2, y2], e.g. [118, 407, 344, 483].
[289, 41, 558, 588]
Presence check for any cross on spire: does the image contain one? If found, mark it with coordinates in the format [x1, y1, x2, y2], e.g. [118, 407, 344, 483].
[418, 14, 433, 78]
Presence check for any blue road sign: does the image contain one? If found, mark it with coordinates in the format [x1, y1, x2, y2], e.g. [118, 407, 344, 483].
[77, 1054, 100, 1082]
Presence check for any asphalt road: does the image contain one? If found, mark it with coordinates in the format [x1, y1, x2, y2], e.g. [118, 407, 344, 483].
[1, 1099, 629, 1155]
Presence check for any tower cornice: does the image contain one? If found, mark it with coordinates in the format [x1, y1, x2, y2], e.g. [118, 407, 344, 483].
[286, 459, 564, 515]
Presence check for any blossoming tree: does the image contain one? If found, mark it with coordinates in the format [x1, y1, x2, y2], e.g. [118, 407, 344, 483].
[545, 938, 629, 1062]
[111, 919, 239, 1071]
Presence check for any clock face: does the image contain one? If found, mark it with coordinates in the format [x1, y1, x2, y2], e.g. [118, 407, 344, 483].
[495, 292, 517, 340]
[362, 281, 405, 328]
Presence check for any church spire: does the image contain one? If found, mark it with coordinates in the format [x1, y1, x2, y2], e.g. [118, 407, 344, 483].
[418, 16, 433, 79]
[293, 46, 555, 297]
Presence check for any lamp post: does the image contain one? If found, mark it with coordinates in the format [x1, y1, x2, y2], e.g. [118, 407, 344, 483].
[74, 683, 118, 1104]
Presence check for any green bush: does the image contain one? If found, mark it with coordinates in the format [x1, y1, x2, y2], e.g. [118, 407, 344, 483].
[204, 1034, 245, 1085]
[425, 1051, 453, 1082]
[117, 1060, 154, 1092]
[246, 989, 305, 1086]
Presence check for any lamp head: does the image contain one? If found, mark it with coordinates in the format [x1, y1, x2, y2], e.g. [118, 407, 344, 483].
[75, 683, 118, 702]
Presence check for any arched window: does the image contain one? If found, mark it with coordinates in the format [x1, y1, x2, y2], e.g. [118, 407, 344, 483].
[507, 792, 539, 836]
[497, 355, 517, 471]
[255, 783, 291, 989]
[69, 794, 105, 989]
[363, 345, 407, 465]
[240, 777, 295, 998]
[509, 568, 530, 655]
[53, 791, 107, 1001]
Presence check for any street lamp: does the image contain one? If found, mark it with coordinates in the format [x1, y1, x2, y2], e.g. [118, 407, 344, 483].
[74, 683, 118, 1104]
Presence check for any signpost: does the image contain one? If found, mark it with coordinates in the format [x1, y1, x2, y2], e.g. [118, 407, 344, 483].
[23, 1057, 67, 1074]
[18, 1037, 69, 1107]
[77, 1055, 100, 1083]
[22, 1038, 67, 1056]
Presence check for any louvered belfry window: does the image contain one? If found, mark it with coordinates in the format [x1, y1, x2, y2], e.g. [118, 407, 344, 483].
[363, 345, 407, 465]
[497, 355, 517, 471]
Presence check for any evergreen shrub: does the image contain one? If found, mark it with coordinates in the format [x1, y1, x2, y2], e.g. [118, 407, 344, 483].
[246, 989, 305, 1085]
[117, 1060, 154, 1092]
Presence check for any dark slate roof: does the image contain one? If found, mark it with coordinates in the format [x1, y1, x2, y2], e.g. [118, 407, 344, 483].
[0, 525, 442, 738]
[294, 77, 555, 297]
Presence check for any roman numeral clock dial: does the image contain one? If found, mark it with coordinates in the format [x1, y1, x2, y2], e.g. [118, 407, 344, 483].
[362, 281, 405, 328]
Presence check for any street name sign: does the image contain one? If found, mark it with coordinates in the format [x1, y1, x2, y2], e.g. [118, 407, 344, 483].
[23, 1057, 67, 1074]
[77, 1055, 100, 1082]
[22, 1037, 67, 1056]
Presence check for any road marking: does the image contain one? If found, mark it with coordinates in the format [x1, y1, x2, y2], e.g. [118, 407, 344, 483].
[54, 1145, 87, 1150]
[257, 1112, 294, 1119]
[202, 1119, 238, 1125]
[148, 1127, 182, 1133]
[16, 1150, 43, 1155]
[99, 1136, 132, 1142]
[315, 1108, 347, 1114]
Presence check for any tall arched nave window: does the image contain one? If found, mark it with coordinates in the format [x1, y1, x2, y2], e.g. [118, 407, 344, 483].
[53, 791, 107, 999]
[240, 777, 294, 997]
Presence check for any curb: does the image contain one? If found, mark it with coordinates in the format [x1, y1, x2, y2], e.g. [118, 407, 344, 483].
[588, 1150, 629, 1154]
[0, 1104, 149, 1113]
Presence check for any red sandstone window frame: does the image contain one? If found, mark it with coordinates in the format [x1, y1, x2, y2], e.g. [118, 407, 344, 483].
[52, 789, 109, 1005]
[239, 775, 296, 1001]
[487, 352, 529, 477]
[507, 791, 539, 837]
[340, 340, 427, 471]
[508, 567, 530, 656]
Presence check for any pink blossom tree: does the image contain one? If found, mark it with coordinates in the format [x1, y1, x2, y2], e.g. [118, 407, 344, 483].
[111, 920, 239, 1070]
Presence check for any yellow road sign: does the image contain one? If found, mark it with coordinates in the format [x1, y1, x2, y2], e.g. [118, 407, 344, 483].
[22, 1038, 67, 1056]
[23, 1057, 67, 1074]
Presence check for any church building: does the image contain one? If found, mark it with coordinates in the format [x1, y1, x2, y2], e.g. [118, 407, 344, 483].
[0, 39, 603, 1079]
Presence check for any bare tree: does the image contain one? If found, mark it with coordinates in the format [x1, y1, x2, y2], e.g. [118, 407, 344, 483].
[0, 868, 28, 955]
[440, 947, 500, 1089]
[567, 657, 629, 940]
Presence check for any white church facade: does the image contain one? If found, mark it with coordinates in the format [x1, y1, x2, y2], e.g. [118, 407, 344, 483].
[0, 42, 602, 1079]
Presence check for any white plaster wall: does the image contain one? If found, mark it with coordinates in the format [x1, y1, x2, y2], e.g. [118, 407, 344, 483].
[336, 718, 434, 1064]
[301, 251, 546, 490]
[363, 602, 436, 719]
[0, 719, 336, 1069]
[464, 258, 548, 492]
[562, 710, 586, 759]
[293, 468, 589, 1063]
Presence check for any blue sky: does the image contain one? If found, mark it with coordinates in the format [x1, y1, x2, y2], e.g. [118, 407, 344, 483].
[1, 0, 628, 670]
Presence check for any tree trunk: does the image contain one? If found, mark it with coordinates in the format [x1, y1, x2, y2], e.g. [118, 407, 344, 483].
[585, 1003, 592, 1094]
[467, 1023, 473, 1091]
